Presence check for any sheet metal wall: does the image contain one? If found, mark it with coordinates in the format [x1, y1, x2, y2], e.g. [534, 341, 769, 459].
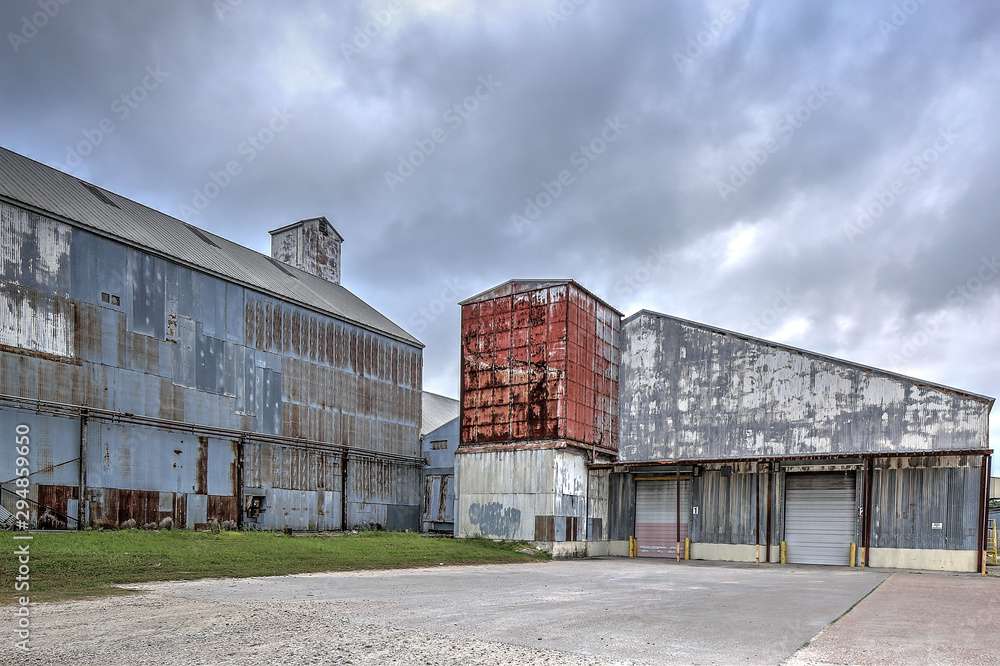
[870, 454, 983, 551]
[455, 448, 593, 542]
[459, 282, 620, 451]
[421, 417, 459, 531]
[0, 201, 421, 528]
[619, 312, 991, 461]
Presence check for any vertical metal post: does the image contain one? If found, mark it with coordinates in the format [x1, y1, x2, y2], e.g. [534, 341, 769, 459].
[755, 462, 761, 566]
[765, 463, 773, 562]
[675, 467, 681, 562]
[235, 437, 245, 529]
[979, 453, 989, 574]
[863, 456, 874, 568]
[341, 450, 349, 531]
[77, 410, 88, 530]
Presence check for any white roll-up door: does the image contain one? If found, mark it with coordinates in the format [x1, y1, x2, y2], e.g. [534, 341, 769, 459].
[784, 472, 857, 565]
[635, 478, 691, 558]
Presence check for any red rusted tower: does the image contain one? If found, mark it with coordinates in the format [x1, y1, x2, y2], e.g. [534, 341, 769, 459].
[455, 280, 621, 553]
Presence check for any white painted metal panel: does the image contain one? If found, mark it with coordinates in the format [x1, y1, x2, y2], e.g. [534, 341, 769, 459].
[784, 472, 856, 565]
[635, 478, 691, 558]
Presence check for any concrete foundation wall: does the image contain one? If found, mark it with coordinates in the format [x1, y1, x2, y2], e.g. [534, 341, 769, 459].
[868, 547, 978, 572]
[690, 542, 780, 563]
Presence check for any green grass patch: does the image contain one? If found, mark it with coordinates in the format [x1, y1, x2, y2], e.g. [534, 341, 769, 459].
[1, 530, 548, 605]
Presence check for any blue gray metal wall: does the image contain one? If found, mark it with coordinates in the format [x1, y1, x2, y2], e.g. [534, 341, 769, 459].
[0, 201, 422, 529]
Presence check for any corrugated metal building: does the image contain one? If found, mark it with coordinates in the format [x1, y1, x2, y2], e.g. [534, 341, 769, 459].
[454, 282, 994, 572]
[0, 147, 424, 531]
[454, 280, 620, 556]
[420, 391, 459, 532]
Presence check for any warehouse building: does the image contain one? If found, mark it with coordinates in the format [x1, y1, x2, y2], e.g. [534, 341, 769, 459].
[420, 391, 459, 533]
[0, 147, 424, 531]
[455, 281, 994, 571]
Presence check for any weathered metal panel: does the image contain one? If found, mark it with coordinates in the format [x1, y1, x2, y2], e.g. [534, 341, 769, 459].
[870, 455, 982, 551]
[607, 472, 635, 540]
[0, 203, 72, 294]
[619, 313, 992, 461]
[691, 463, 761, 545]
[455, 448, 590, 541]
[459, 280, 621, 451]
[0, 283, 75, 358]
[127, 248, 165, 339]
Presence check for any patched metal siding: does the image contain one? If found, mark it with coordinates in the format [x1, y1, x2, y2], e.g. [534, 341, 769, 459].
[455, 448, 592, 541]
[870, 455, 982, 551]
[0, 147, 419, 346]
[619, 312, 992, 462]
[459, 280, 620, 452]
[0, 196, 422, 529]
[607, 472, 635, 540]
[690, 463, 770, 546]
[784, 472, 857, 565]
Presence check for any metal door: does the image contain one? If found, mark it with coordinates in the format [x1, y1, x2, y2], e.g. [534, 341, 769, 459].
[635, 478, 691, 558]
[784, 472, 857, 565]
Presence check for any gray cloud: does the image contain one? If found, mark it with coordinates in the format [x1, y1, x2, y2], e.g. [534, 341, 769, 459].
[3, 0, 999, 448]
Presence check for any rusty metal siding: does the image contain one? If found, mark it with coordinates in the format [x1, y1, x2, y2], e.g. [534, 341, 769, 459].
[459, 280, 621, 452]
[870, 455, 982, 550]
[0, 196, 423, 530]
[619, 312, 992, 462]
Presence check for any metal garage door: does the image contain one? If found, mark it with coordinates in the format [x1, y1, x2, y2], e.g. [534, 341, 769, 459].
[635, 478, 691, 558]
[784, 472, 857, 565]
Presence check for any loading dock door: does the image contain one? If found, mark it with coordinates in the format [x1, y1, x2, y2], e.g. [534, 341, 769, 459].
[784, 472, 857, 565]
[635, 478, 690, 558]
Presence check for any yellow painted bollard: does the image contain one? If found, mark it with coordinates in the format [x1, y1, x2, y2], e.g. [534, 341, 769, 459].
[780, 541, 787, 564]
[629, 535, 636, 558]
[850, 542, 856, 567]
[684, 538, 690, 560]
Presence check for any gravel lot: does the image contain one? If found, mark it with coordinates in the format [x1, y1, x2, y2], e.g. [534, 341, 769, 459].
[0, 559, 898, 665]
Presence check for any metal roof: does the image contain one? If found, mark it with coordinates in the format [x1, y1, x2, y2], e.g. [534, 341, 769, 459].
[625, 309, 995, 408]
[421, 391, 459, 436]
[460, 278, 623, 315]
[0, 147, 421, 348]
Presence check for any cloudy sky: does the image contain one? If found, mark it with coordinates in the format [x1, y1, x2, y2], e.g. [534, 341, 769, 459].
[2, 0, 999, 449]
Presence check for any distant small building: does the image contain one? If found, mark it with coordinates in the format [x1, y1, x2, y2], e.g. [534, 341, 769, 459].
[420, 392, 459, 533]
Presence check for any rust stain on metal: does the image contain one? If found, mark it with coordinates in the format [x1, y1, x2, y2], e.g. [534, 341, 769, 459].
[196, 436, 208, 495]
[459, 281, 621, 452]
